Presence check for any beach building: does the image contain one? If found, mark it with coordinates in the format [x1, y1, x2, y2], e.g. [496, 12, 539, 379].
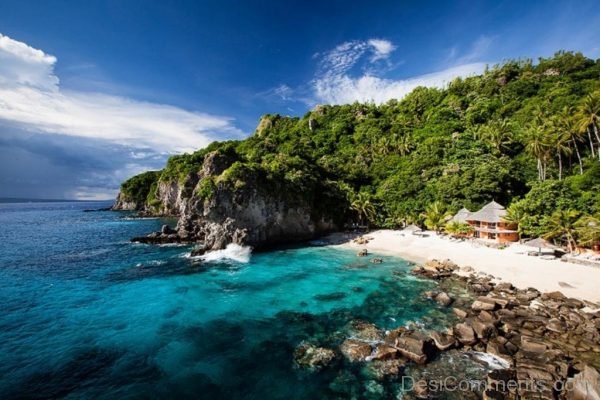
[452, 201, 519, 243]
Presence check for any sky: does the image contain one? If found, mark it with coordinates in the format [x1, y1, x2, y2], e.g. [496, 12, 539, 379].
[0, 0, 599, 200]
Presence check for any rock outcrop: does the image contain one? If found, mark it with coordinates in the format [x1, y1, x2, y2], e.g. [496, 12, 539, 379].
[115, 150, 344, 251]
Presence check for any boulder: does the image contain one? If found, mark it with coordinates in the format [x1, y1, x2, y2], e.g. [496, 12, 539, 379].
[472, 297, 499, 312]
[546, 318, 566, 334]
[293, 343, 336, 370]
[486, 339, 514, 366]
[435, 292, 453, 307]
[340, 339, 372, 362]
[453, 308, 468, 319]
[429, 331, 456, 351]
[367, 345, 398, 361]
[393, 335, 437, 364]
[454, 323, 478, 345]
[471, 319, 496, 341]
[357, 249, 368, 257]
[348, 320, 384, 342]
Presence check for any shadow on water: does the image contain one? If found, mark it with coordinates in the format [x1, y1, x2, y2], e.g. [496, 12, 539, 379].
[3, 347, 162, 400]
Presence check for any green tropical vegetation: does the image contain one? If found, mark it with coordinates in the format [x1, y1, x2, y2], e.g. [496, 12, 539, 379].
[119, 51, 600, 250]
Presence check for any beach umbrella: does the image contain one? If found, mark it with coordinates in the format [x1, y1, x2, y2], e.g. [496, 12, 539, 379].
[523, 237, 558, 255]
[403, 224, 422, 232]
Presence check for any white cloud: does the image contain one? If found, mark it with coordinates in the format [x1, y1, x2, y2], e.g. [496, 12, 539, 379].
[368, 39, 396, 61]
[0, 33, 242, 154]
[446, 35, 495, 65]
[0, 34, 58, 90]
[314, 63, 486, 104]
[313, 38, 488, 105]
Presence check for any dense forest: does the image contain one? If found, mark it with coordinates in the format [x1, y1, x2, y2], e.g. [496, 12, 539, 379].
[120, 51, 600, 250]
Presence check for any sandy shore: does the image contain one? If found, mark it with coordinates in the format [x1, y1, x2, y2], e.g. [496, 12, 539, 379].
[331, 229, 600, 304]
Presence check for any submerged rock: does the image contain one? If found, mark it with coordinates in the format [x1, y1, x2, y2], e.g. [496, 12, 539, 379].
[293, 343, 336, 370]
[363, 359, 406, 380]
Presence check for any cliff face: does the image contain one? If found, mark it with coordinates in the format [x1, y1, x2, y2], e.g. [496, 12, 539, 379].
[117, 150, 343, 251]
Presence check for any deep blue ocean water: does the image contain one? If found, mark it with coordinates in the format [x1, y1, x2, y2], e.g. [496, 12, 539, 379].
[0, 201, 463, 399]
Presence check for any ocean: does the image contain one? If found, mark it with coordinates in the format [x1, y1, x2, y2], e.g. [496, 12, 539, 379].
[0, 201, 478, 399]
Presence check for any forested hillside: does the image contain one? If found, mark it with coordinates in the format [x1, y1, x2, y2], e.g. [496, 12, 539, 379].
[119, 51, 600, 248]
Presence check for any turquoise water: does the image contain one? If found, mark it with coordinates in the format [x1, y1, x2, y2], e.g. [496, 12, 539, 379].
[0, 201, 451, 399]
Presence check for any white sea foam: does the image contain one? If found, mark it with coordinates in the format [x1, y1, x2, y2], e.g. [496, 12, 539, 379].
[471, 351, 511, 370]
[197, 244, 252, 263]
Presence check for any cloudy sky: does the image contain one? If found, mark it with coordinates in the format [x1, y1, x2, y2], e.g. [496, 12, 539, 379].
[0, 0, 599, 199]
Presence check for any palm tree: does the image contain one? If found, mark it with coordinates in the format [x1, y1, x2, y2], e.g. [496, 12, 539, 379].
[555, 108, 584, 175]
[547, 123, 572, 180]
[482, 118, 513, 154]
[395, 134, 413, 156]
[350, 192, 377, 232]
[576, 92, 600, 159]
[422, 201, 451, 233]
[575, 215, 600, 249]
[542, 209, 580, 252]
[445, 221, 473, 237]
[525, 124, 551, 181]
[502, 203, 526, 239]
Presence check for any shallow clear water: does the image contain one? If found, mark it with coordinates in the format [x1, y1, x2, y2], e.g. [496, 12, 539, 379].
[0, 201, 454, 399]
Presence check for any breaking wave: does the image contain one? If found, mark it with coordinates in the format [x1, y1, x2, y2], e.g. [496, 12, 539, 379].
[199, 244, 252, 263]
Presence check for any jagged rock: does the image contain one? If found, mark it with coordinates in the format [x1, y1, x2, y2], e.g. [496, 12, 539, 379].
[393, 335, 437, 364]
[454, 323, 477, 345]
[429, 331, 456, 351]
[472, 297, 499, 311]
[495, 282, 514, 292]
[364, 359, 406, 380]
[486, 339, 514, 366]
[546, 318, 566, 334]
[471, 319, 496, 341]
[293, 343, 336, 370]
[367, 345, 399, 361]
[348, 320, 383, 342]
[453, 308, 468, 319]
[117, 149, 342, 251]
[384, 327, 408, 345]
[542, 291, 567, 301]
[340, 339, 372, 362]
[435, 292, 453, 307]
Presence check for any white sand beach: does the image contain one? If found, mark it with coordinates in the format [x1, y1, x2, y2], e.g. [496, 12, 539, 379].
[334, 229, 600, 304]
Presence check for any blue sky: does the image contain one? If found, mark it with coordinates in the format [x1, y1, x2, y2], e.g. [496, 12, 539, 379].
[0, 0, 599, 199]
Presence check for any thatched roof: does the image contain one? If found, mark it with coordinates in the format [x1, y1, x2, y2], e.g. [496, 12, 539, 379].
[523, 237, 558, 249]
[450, 207, 472, 223]
[466, 201, 507, 223]
[403, 224, 422, 232]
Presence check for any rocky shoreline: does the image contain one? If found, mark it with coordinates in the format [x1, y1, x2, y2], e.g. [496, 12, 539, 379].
[294, 259, 600, 399]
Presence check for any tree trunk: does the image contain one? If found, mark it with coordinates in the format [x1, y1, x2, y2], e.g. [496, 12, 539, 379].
[573, 138, 583, 174]
[558, 153, 562, 180]
[537, 158, 542, 181]
[587, 127, 596, 157]
[593, 123, 600, 159]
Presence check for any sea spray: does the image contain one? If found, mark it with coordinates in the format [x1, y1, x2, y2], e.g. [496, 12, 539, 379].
[199, 243, 252, 263]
